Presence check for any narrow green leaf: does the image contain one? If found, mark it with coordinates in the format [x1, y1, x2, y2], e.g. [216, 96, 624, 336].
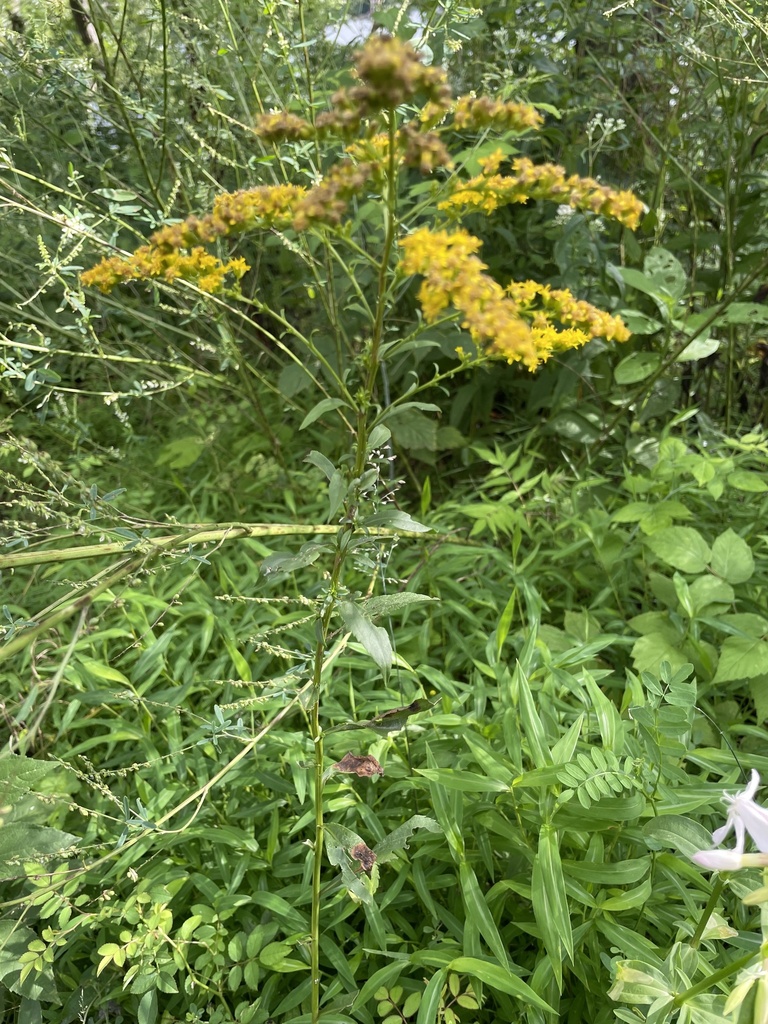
[460, 860, 508, 967]
[516, 664, 552, 767]
[446, 958, 555, 1013]
[416, 970, 447, 1024]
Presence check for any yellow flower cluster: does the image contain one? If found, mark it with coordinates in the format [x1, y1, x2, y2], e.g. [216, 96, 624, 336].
[506, 279, 630, 342]
[398, 227, 630, 370]
[81, 184, 306, 294]
[453, 96, 543, 133]
[80, 245, 249, 295]
[440, 154, 644, 229]
[398, 227, 540, 369]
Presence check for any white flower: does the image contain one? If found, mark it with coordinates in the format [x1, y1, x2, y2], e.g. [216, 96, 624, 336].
[691, 771, 768, 871]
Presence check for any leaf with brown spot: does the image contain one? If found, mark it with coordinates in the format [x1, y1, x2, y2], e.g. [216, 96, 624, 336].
[334, 752, 384, 777]
[350, 842, 377, 873]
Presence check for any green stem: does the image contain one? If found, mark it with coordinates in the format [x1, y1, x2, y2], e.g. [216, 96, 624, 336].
[689, 875, 726, 948]
[672, 950, 756, 1007]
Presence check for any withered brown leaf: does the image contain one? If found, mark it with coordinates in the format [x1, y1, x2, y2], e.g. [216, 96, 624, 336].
[333, 752, 384, 777]
[350, 842, 377, 873]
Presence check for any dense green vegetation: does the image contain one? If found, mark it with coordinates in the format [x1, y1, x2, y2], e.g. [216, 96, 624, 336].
[4, 3, 768, 1023]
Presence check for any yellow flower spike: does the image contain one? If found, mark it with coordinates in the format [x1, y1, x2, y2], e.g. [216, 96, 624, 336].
[440, 156, 644, 230]
[399, 227, 630, 370]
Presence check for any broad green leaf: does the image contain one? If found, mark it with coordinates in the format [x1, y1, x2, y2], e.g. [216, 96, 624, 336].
[388, 409, 438, 451]
[608, 961, 673, 1005]
[260, 542, 325, 577]
[138, 990, 158, 1024]
[0, 757, 57, 803]
[299, 398, 348, 430]
[722, 302, 768, 325]
[614, 351, 661, 385]
[749, 674, 768, 725]
[304, 450, 335, 480]
[79, 659, 130, 685]
[339, 601, 392, 678]
[616, 309, 663, 335]
[644, 247, 686, 299]
[713, 636, 768, 683]
[631, 633, 688, 676]
[642, 814, 713, 858]
[562, 857, 650, 885]
[446, 958, 555, 1013]
[727, 470, 768, 493]
[0, 825, 77, 876]
[688, 575, 735, 612]
[643, 527, 711, 573]
[675, 335, 719, 362]
[600, 878, 653, 911]
[351, 963, 406, 1011]
[619, 267, 665, 299]
[710, 528, 754, 584]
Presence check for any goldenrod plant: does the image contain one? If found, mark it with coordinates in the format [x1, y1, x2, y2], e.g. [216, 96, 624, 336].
[75, 33, 641, 1024]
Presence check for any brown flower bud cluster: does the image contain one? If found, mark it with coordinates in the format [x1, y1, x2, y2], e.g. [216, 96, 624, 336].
[292, 160, 374, 230]
[255, 111, 315, 143]
[453, 96, 543, 133]
[398, 124, 453, 174]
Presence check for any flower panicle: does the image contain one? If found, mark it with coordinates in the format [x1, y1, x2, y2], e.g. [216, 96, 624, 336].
[81, 184, 305, 294]
[440, 156, 644, 230]
[397, 227, 628, 371]
[255, 35, 453, 144]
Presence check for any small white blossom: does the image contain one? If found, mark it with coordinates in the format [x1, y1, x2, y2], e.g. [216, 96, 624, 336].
[692, 771, 768, 871]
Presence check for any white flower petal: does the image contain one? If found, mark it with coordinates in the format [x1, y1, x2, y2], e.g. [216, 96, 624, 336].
[735, 797, 768, 853]
[711, 821, 733, 847]
[692, 849, 747, 871]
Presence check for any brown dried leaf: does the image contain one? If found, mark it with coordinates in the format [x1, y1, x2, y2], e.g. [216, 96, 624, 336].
[350, 842, 377, 873]
[333, 752, 384, 778]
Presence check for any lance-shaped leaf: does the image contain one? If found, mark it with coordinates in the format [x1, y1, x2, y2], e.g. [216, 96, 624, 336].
[339, 600, 392, 679]
[324, 698, 435, 735]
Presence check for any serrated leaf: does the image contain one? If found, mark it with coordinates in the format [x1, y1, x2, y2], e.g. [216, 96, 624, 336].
[713, 636, 768, 683]
[644, 527, 711, 573]
[710, 529, 754, 584]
